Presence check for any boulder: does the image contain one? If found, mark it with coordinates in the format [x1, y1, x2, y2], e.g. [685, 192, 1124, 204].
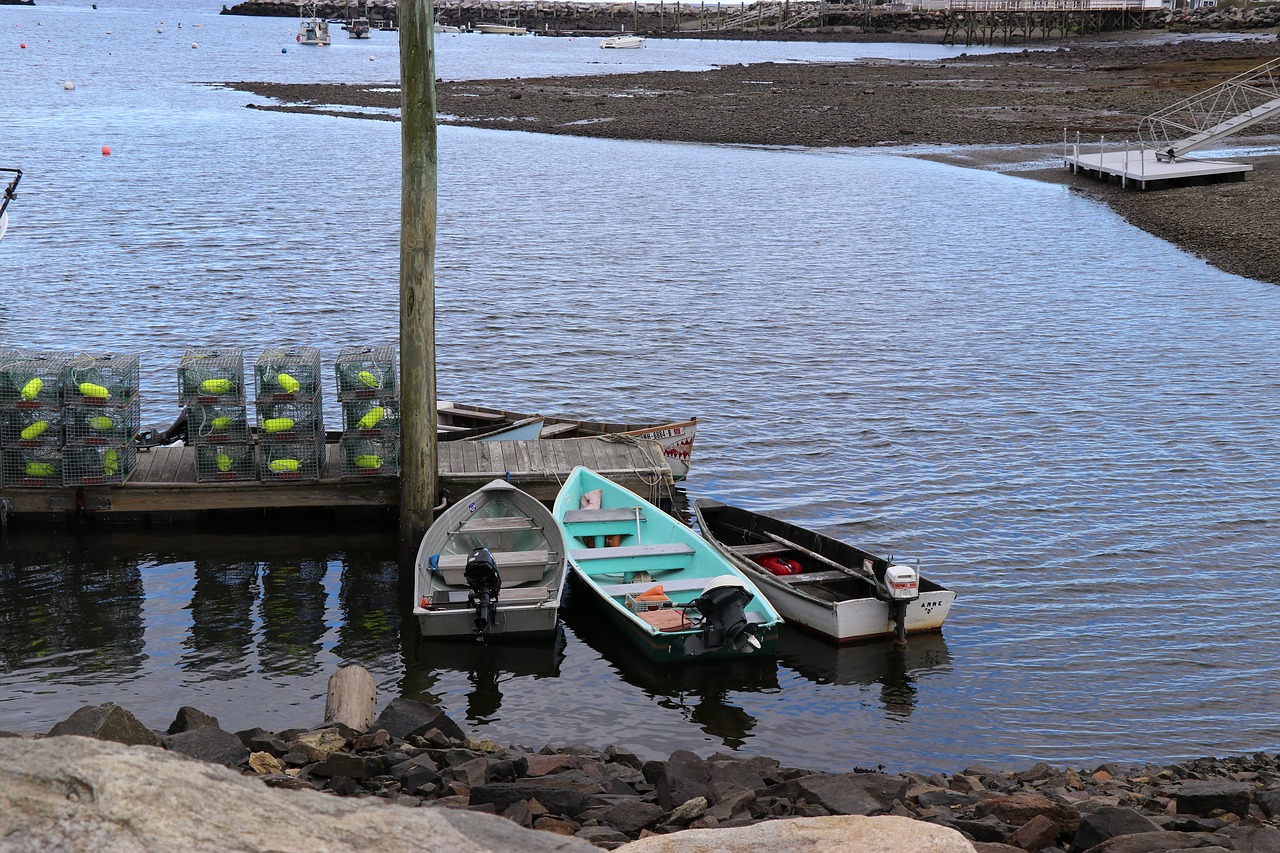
[1071, 807, 1163, 853]
[614, 814, 977, 851]
[976, 792, 1080, 836]
[160, 725, 250, 768]
[370, 697, 466, 743]
[1173, 779, 1251, 818]
[0, 736, 597, 853]
[657, 750, 714, 810]
[469, 782, 606, 817]
[166, 706, 220, 734]
[47, 703, 161, 747]
[765, 771, 908, 816]
[1077, 830, 1205, 853]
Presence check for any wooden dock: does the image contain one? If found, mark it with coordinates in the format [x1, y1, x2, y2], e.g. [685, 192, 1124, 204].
[0, 437, 673, 520]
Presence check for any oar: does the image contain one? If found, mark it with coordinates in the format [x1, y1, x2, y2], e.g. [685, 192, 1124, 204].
[761, 531, 880, 591]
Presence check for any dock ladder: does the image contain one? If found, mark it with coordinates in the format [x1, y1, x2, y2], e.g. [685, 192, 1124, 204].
[1138, 56, 1280, 162]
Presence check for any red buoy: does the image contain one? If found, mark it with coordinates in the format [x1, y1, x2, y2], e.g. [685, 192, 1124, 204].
[101, 145, 111, 156]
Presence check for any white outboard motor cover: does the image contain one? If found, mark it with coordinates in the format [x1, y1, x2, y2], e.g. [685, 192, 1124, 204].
[884, 564, 920, 601]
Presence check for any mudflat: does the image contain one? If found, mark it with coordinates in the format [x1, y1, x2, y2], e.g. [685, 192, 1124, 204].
[229, 34, 1280, 285]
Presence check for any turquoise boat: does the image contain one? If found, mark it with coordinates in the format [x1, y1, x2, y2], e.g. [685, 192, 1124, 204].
[553, 466, 782, 662]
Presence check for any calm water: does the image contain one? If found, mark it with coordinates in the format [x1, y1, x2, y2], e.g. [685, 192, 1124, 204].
[4, 0, 1280, 775]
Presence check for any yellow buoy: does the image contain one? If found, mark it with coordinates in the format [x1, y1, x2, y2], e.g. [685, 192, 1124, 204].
[199, 377, 232, 394]
[357, 370, 380, 389]
[357, 406, 385, 429]
[215, 453, 233, 472]
[103, 448, 119, 475]
[79, 382, 110, 399]
[20, 420, 49, 440]
[89, 415, 115, 431]
[25, 461, 55, 477]
[262, 417, 295, 434]
[210, 416, 231, 431]
[269, 458, 300, 473]
[353, 454, 382, 469]
[20, 377, 43, 401]
[275, 372, 300, 393]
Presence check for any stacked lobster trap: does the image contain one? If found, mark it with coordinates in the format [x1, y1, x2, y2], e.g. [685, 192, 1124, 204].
[255, 347, 324, 481]
[335, 346, 400, 478]
[1, 350, 142, 487]
[179, 347, 254, 482]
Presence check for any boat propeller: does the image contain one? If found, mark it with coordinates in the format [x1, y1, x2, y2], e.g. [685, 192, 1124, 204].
[464, 547, 501, 644]
[692, 576, 762, 653]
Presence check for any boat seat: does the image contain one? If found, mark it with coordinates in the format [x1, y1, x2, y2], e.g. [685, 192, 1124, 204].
[597, 576, 712, 598]
[562, 508, 642, 524]
[731, 542, 790, 557]
[778, 569, 856, 585]
[538, 422, 578, 438]
[569, 542, 693, 562]
[456, 516, 538, 533]
[436, 549, 551, 585]
[562, 507, 645, 538]
[434, 585, 550, 605]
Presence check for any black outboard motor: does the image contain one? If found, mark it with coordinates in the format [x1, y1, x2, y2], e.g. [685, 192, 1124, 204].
[692, 576, 762, 653]
[464, 547, 501, 643]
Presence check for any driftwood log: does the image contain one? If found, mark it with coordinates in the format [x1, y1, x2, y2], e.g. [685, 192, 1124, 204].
[324, 665, 376, 731]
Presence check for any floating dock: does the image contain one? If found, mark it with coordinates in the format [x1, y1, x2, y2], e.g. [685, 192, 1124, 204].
[1065, 149, 1253, 190]
[0, 436, 673, 521]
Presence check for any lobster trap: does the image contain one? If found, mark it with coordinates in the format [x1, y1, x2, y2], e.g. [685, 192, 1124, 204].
[340, 399, 400, 438]
[195, 441, 255, 482]
[255, 347, 322, 402]
[65, 352, 139, 406]
[255, 399, 323, 443]
[0, 404, 64, 447]
[338, 436, 400, 478]
[0, 350, 70, 408]
[179, 348, 245, 406]
[335, 346, 397, 401]
[2, 445, 63, 487]
[259, 436, 324, 481]
[188, 403, 249, 444]
[64, 399, 140, 446]
[63, 443, 136, 486]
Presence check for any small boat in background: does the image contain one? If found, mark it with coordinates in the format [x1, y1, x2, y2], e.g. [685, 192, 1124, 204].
[437, 402, 697, 480]
[473, 21, 528, 34]
[693, 498, 955, 645]
[413, 479, 568, 642]
[600, 34, 645, 49]
[0, 167, 21, 244]
[554, 466, 781, 662]
[346, 16, 370, 38]
[297, 4, 330, 45]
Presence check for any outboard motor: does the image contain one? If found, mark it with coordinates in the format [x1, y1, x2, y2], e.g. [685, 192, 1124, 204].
[464, 547, 501, 643]
[884, 563, 920, 649]
[692, 576, 762, 653]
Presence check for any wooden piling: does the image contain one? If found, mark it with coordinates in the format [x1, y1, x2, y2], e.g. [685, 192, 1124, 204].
[399, 0, 439, 551]
[324, 665, 377, 731]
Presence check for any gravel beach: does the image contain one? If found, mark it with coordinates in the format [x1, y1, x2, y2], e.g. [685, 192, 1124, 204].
[228, 34, 1280, 284]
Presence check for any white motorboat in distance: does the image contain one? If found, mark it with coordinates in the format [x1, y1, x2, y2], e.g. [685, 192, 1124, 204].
[473, 22, 528, 34]
[413, 479, 569, 642]
[601, 34, 645, 48]
[297, 4, 331, 45]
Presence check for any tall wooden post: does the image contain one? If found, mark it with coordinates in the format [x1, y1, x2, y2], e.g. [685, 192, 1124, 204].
[399, 0, 438, 552]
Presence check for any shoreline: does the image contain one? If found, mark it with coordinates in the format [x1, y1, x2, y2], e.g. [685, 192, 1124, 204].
[227, 34, 1280, 286]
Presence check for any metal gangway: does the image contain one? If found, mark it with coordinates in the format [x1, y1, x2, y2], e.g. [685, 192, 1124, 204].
[1138, 56, 1280, 163]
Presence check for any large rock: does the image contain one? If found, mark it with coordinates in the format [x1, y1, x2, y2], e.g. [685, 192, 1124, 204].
[1173, 779, 1251, 818]
[469, 782, 606, 817]
[161, 725, 250, 768]
[615, 814, 977, 851]
[0, 736, 597, 853]
[765, 771, 908, 816]
[47, 703, 161, 747]
[657, 750, 715, 810]
[1069, 806, 1163, 853]
[369, 697, 466, 743]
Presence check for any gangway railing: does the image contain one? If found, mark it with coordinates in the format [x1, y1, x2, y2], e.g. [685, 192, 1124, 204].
[1138, 56, 1280, 162]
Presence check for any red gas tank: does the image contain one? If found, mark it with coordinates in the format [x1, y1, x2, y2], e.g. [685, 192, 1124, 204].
[754, 555, 802, 576]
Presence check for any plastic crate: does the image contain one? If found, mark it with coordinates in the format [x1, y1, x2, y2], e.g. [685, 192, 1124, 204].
[0, 351, 70, 408]
[179, 348, 245, 406]
[65, 352, 139, 406]
[188, 403, 250, 445]
[341, 399, 400, 438]
[64, 399, 140, 446]
[626, 591, 674, 613]
[255, 399, 323, 443]
[335, 346, 398, 401]
[338, 436, 400, 478]
[3, 445, 63, 487]
[255, 347, 322, 402]
[259, 436, 324, 481]
[195, 441, 255, 482]
[1, 404, 64, 447]
[62, 443, 135, 486]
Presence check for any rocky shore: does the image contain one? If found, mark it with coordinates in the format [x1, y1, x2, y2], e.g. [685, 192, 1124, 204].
[8, 696, 1280, 852]
[227, 35, 1280, 286]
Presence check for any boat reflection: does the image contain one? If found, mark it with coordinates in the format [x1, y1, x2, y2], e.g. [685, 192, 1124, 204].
[404, 626, 567, 723]
[563, 580, 778, 749]
[777, 627, 953, 717]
